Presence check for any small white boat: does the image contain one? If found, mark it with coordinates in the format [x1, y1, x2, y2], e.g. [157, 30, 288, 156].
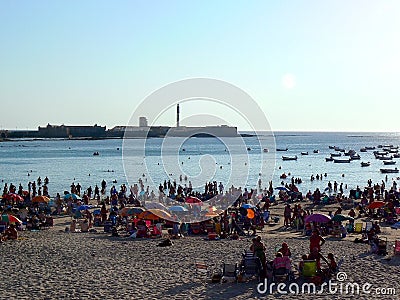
[361, 162, 370, 167]
[282, 156, 297, 161]
[350, 154, 361, 160]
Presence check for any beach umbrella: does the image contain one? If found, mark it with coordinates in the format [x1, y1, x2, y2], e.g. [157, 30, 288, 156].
[32, 195, 50, 203]
[64, 193, 81, 201]
[205, 211, 219, 218]
[247, 209, 255, 219]
[131, 207, 145, 215]
[4, 193, 24, 202]
[169, 205, 188, 212]
[305, 213, 331, 223]
[137, 210, 161, 221]
[275, 187, 289, 192]
[119, 207, 133, 217]
[367, 201, 385, 210]
[241, 203, 255, 209]
[186, 196, 202, 204]
[331, 214, 353, 222]
[147, 209, 172, 220]
[76, 205, 92, 211]
[8, 214, 22, 224]
[145, 202, 167, 210]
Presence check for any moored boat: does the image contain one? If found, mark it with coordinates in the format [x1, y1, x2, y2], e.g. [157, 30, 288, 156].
[361, 162, 370, 167]
[282, 156, 297, 161]
[301, 152, 308, 155]
[360, 148, 367, 152]
[330, 153, 342, 157]
[380, 168, 399, 173]
[334, 158, 351, 163]
[350, 154, 361, 160]
[313, 150, 319, 153]
[277, 148, 288, 151]
[325, 157, 334, 162]
[383, 160, 396, 165]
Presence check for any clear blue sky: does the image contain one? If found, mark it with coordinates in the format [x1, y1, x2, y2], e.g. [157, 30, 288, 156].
[1, 1, 399, 132]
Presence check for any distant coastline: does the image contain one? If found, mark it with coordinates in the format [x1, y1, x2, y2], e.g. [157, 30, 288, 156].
[0, 123, 245, 140]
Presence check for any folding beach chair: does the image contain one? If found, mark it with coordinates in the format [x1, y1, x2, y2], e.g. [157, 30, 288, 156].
[302, 260, 317, 281]
[393, 240, 400, 256]
[221, 262, 239, 283]
[354, 223, 363, 233]
[240, 250, 261, 281]
[364, 221, 373, 232]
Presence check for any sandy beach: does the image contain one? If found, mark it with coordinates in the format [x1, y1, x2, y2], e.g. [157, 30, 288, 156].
[1, 202, 399, 300]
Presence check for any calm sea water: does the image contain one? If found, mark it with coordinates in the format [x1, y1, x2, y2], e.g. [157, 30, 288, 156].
[1, 132, 399, 197]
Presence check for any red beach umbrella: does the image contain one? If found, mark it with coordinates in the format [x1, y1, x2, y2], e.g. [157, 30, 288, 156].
[8, 214, 22, 224]
[367, 201, 385, 210]
[4, 193, 24, 202]
[186, 196, 202, 204]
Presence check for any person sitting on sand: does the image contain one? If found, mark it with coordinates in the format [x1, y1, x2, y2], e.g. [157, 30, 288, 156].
[372, 221, 381, 234]
[2, 224, 18, 241]
[80, 219, 89, 232]
[250, 236, 266, 272]
[272, 252, 291, 274]
[298, 254, 308, 274]
[70, 220, 77, 233]
[278, 242, 292, 257]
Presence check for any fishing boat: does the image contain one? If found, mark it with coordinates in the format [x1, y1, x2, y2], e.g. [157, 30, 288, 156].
[350, 154, 361, 160]
[333, 158, 351, 163]
[361, 162, 370, 167]
[380, 168, 399, 173]
[301, 152, 308, 155]
[330, 153, 342, 157]
[282, 156, 297, 161]
[325, 157, 334, 162]
[383, 161, 396, 165]
[378, 156, 393, 160]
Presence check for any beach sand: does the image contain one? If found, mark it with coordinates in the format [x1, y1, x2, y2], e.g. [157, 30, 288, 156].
[1, 203, 399, 300]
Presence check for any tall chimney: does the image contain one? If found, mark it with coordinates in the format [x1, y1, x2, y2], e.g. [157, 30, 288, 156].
[176, 103, 180, 127]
